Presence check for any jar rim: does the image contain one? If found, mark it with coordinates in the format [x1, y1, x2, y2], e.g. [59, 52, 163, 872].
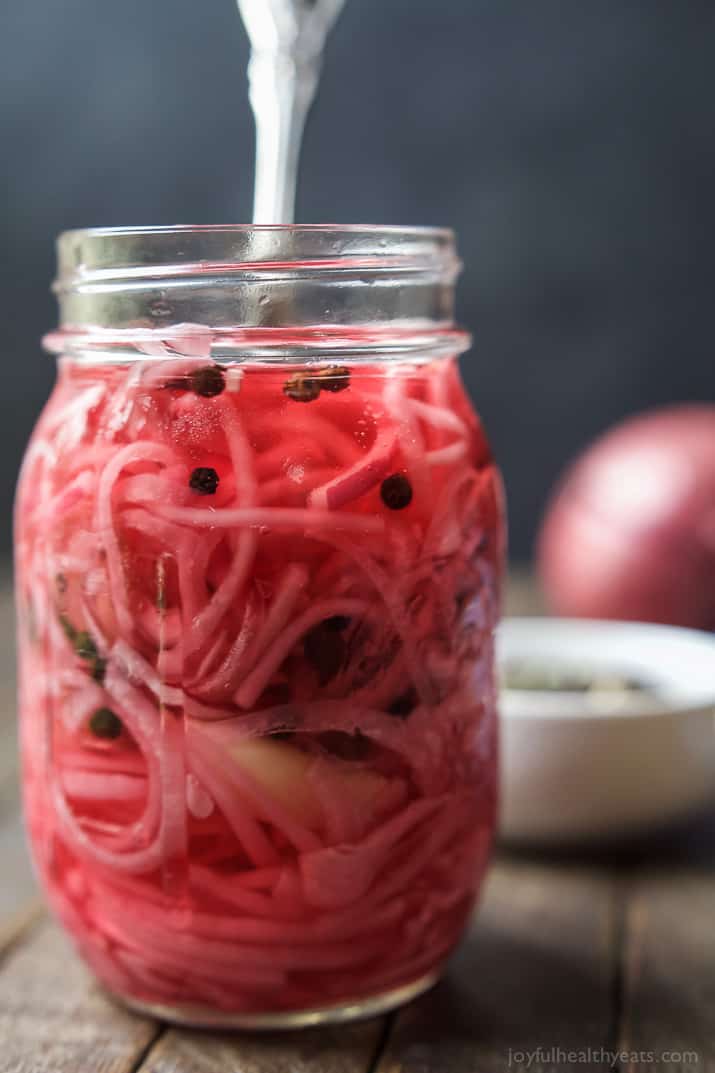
[55, 223, 458, 284]
[59, 223, 455, 241]
[52, 224, 465, 359]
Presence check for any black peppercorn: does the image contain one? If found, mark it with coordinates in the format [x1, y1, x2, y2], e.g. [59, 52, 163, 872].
[318, 367, 351, 393]
[387, 687, 418, 719]
[190, 365, 225, 397]
[284, 372, 322, 403]
[304, 622, 346, 684]
[380, 473, 413, 510]
[89, 708, 123, 740]
[189, 466, 220, 496]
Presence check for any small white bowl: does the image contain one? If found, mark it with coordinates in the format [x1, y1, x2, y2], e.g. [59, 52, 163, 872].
[498, 617, 715, 846]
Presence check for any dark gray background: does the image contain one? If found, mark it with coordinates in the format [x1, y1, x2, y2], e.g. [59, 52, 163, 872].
[2, 0, 714, 560]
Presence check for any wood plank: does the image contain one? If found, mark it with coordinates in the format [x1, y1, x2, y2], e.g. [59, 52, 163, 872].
[0, 794, 37, 930]
[0, 583, 37, 931]
[0, 900, 43, 961]
[619, 870, 715, 1073]
[0, 720, 18, 796]
[376, 858, 619, 1073]
[0, 918, 160, 1073]
[139, 1019, 384, 1073]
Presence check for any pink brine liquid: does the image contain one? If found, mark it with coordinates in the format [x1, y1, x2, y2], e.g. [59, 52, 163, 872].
[16, 338, 503, 1019]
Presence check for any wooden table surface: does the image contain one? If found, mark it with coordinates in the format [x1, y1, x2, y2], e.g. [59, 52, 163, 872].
[0, 576, 713, 1073]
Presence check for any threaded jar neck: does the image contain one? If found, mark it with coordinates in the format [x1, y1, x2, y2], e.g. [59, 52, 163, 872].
[48, 225, 469, 363]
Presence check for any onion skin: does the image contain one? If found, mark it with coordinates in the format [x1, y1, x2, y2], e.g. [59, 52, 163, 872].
[538, 405, 715, 629]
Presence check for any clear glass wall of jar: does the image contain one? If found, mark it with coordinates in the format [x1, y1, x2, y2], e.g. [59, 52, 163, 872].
[15, 225, 505, 1027]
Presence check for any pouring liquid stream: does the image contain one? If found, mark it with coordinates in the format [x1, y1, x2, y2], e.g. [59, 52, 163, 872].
[237, 0, 346, 224]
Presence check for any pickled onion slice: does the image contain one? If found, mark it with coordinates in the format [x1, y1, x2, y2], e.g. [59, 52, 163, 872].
[17, 351, 500, 1015]
[308, 429, 396, 510]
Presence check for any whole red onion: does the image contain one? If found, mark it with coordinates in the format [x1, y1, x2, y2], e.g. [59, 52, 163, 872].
[538, 405, 715, 629]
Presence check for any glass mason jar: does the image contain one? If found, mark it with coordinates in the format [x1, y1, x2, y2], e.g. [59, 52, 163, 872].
[16, 225, 504, 1028]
